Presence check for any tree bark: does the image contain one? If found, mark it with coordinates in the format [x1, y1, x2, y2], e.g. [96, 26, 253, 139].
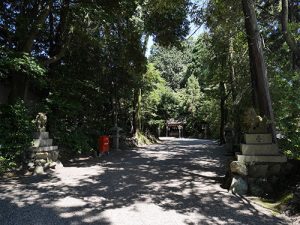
[45, 0, 71, 66]
[229, 38, 241, 143]
[242, 0, 277, 141]
[229, 38, 237, 103]
[8, 0, 71, 103]
[219, 82, 226, 145]
[281, 0, 300, 68]
[8, 2, 50, 103]
[132, 88, 142, 136]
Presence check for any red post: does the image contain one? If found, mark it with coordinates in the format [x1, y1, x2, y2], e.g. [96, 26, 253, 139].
[98, 136, 109, 154]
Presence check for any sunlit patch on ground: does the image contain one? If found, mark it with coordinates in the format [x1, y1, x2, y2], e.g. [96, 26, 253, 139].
[0, 139, 290, 225]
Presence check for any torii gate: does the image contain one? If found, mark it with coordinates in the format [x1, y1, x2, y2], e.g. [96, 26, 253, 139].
[165, 119, 185, 138]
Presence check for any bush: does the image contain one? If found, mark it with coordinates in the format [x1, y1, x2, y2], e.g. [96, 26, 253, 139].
[0, 100, 34, 172]
[279, 132, 300, 160]
[59, 130, 93, 155]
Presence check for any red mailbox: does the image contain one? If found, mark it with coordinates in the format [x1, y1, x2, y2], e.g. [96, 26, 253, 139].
[98, 136, 109, 154]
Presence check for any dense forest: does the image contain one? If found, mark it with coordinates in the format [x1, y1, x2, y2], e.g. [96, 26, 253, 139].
[0, 0, 299, 172]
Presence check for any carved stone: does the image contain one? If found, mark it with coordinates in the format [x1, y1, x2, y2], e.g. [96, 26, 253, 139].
[35, 112, 47, 132]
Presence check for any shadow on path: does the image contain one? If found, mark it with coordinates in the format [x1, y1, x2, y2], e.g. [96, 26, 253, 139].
[0, 138, 290, 225]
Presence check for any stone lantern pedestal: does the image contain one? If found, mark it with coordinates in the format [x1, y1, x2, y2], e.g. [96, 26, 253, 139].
[25, 131, 60, 174]
[110, 125, 122, 151]
[229, 108, 288, 196]
[25, 113, 61, 174]
[237, 133, 286, 163]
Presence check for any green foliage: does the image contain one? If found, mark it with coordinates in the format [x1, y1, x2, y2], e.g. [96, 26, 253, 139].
[271, 70, 300, 158]
[0, 0, 192, 158]
[134, 131, 154, 146]
[0, 100, 34, 172]
[0, 156, 11, 174]
[179, 75, 202, 135]
[0, 0, 298, 163]
[45, 85, 107, 156]
[149, 43, 192, 90]
[147, 39, 222, 138]
[0, 48, 45, 79]
[141, 64, 169, 132]
[157, 88, 181, 120]
[254, 192, 294, 214]
[143, 0, 190, 46]
[57, 130, 93, 157]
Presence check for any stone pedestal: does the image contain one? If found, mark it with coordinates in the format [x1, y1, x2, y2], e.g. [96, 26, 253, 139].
[110, 126, 122, 151]
[229, 133, 288, 196]
[25, 131, 60, 174]
[237, 133, 287, 163]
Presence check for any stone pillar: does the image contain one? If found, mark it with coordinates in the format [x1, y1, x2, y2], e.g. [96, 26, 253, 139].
[178, 125, 183, 138]
[166, 126, 168, 137]
[111, 125, 122, 151]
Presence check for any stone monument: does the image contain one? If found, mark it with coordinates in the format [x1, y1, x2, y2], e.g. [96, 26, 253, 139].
[229, 108, 288, 196]
[25, 113, 61, 174]
[237, 108, 286, 163]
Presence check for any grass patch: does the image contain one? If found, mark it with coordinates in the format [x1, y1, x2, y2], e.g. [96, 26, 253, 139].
[252, 192, 294, 214]
[134, 131, 156, 146]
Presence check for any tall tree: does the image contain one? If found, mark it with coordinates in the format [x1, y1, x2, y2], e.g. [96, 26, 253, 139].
[281, 0, 300, 69]
[242, 0, 276, 140]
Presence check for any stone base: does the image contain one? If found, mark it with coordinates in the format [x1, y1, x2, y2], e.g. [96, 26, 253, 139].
[229, 160, 292, 196]
[29, 146, 58, 152]
[230, 161, 288, 178]
[237, 154, 287, 163]
[229, 131, 289, 196]
[25, 131, 61, 174]
[34, 132, 49, 139]
[241, 144, 279, 155]
[32, 139, 53, 147]
[244, 133, 272, 144]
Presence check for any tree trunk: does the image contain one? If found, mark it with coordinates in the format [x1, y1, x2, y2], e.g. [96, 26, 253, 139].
[132, 88, 142, 135]
[229, 38, 241, 143]
[219, 82, 226, 145]
[281, 0, 300, 69]
[8, 2, 50, 103]
[45, 0, 70, 66]
[229, 39, 237, 103]
[241, 0, 276, 141]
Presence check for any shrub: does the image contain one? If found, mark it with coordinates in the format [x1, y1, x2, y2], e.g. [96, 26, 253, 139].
[0, 100, 34, 172]
[279, 132, 300, 160]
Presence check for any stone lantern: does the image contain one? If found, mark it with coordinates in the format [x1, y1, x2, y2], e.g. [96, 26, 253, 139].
[25, 113, 61, 175]
[110, 125, 122, 151]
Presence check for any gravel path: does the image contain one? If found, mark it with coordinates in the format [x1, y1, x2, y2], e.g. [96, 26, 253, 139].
[0, 138, 291, 225]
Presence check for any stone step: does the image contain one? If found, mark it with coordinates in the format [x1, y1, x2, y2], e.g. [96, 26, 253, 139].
[244, 133, 272, 144]
[241, 144, 279, 155]
[30, 146, 58, 152]
[237, 154, 287, 163]
[33, 132, 49, 139]
[32, 139, 53, 147]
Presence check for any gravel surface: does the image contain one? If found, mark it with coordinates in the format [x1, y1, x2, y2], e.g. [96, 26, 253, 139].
[0, 138, 291, 225]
